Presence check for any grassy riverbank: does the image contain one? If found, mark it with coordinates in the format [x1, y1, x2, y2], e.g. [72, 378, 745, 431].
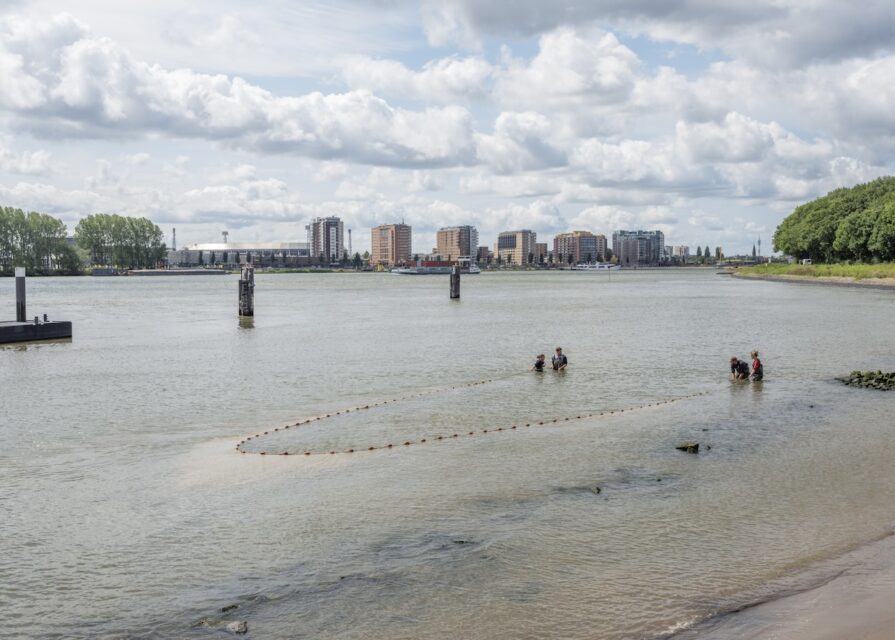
[738, 263, 895, 280]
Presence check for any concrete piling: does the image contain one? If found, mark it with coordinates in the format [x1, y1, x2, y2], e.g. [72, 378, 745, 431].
[15, 267, 26, 322]
[238, 257, 255, 317]
[450, 265, 460, 299]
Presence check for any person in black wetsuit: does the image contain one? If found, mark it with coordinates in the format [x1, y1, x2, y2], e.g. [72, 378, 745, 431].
[730, 356, 749, 380]
[531, 354, 546, 372]
[552, 347, 568, 371]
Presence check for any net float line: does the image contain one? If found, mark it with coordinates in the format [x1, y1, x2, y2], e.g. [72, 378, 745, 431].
[234, 376, 506, 454]
[234, 390, 712, 457]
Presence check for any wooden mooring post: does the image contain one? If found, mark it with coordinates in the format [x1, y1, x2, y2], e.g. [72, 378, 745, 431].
[15, 267, 26, 322]
[450, 265, 460, 299]
[238, 257, 255, 316]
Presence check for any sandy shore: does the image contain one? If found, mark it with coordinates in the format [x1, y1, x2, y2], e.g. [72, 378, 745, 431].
[686, 531, 895, 639]
[733, 272, 895, 290]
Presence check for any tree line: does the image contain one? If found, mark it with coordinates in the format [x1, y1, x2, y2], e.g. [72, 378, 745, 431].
[74, 214, 166, 269]
[774, 176, 895, 262]
[1, 207, 166, 275]
[0, 206, 81, 274]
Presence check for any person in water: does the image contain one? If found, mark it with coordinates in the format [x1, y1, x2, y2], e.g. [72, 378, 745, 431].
[730, 356, 749, 380]
[552, 347, 568, 371]
[531, 354, 546, 372]
[750, 350, 763, 381]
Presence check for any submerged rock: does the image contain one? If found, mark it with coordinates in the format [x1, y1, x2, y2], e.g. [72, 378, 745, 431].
[675, 442, 699, 454]
[227, 620, 248, 634]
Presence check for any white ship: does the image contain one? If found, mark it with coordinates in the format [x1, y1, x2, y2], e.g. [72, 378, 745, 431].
[571, 263, 621, 271]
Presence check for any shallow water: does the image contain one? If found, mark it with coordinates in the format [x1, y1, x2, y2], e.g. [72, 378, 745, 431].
[2, 270, 894, 639]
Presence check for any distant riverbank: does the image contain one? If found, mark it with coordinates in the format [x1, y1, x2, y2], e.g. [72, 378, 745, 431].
[734, 263, 895, 289]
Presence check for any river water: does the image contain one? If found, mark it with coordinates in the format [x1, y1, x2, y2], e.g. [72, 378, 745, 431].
[2, 270, 894, 639]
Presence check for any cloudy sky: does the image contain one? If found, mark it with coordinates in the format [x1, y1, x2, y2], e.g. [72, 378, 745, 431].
[1, 1, 893, 254]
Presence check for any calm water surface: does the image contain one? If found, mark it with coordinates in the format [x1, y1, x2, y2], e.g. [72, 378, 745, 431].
[2, 271, 894, 639]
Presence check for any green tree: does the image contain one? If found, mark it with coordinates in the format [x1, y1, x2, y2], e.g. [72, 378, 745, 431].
[0, 206, 74, 274]
[868, 198, 895, 261]
[74, 213, 165, 268]
[528, 252, 534, 265]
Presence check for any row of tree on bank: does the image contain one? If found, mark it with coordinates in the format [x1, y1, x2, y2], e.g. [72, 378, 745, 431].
[0, 206, 81, 274]
[74, 214, 166, 270]
[774, 176, 895, 262]
[0, 207, 166, 274]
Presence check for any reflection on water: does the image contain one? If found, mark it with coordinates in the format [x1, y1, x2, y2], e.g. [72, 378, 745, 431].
[0, 337, 72, 351]
[2, 271, 895, 639]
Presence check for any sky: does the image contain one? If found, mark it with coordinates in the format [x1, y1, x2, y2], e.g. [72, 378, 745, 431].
[1, 1, 893, 255]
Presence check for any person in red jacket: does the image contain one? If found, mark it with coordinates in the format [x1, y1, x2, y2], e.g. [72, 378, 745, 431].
[750, 350, 764, 381]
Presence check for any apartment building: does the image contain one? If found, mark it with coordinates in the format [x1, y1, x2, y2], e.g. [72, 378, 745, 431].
[435, 225, 479, 261]
[371, 223, 412, 266]
[495, 230, 537, 265]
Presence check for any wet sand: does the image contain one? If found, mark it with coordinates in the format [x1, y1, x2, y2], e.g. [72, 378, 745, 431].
[692, 531, 895, 639]
[733, 272, 895, 290]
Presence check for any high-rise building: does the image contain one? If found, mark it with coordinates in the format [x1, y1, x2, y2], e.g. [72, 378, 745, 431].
[534, 243, 548, 262]
[672, 245, 690, 257]
[553, 231, 607, 264]
[371, 223, 412, 266]
[306, 217, 345, 262]
[495, 230, 537, 265]
[435, 225, 479, 262]
[612, 230, 665, 266]
[476, 246, 491, 264]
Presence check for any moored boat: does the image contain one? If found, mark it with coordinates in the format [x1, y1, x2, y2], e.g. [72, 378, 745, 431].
[571, 263, 621, 271]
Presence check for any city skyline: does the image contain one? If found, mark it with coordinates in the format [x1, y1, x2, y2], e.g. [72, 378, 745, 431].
[1, 3, 893, 256]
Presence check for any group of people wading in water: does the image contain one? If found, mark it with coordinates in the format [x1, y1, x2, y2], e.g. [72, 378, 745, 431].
[532, 347, 568, 372]
[529, 346, 764, 383]
[730, 351, 763, 382]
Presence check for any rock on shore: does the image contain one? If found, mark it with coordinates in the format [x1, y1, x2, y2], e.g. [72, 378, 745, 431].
[837, 370, 895, 391]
